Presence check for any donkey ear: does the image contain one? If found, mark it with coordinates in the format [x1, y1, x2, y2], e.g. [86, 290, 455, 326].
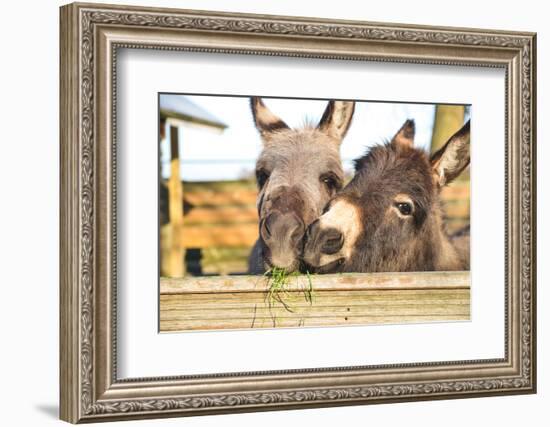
[317, 100, 355, 141]
[391, 119, 415, 148]
[250, 97, 289, 137]
[430, 120, 471, 187]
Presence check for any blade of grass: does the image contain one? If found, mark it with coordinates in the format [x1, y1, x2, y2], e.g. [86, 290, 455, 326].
[263, 267, 316, 326]
[304, 270, 315, 304]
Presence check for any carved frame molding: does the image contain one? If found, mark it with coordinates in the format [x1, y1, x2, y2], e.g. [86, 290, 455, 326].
[60, 2, 536, 423]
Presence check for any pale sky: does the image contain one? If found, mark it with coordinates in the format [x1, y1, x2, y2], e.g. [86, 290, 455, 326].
[160, 95, 439, 181]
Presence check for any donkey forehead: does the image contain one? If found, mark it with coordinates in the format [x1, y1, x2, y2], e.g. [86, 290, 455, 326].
[257, 129, 343, 173]
[341, 148, 435, 205]
[263, 128, 338, 147]
[352, 167, 434, 197]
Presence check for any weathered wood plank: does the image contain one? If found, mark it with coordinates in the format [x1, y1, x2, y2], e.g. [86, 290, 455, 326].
[183, 206, 258, 225]
[161, 314, 470, 332]
[182, 180, 256, 192]
[442, 203, 470, 218]
[184, 190, 257, 207]
[160, 271, 470, 293]
[161, 303, 470, 319]
[159, 271, 470, 332]
[440, 183, 470, 199]
[160, 290, 470, 306]
[179, 223, 258, 248]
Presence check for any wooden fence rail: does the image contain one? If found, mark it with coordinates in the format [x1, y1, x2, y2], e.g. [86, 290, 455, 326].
[160, 271, 470, 332]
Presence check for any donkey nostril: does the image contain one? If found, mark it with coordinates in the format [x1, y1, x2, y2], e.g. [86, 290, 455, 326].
[262, 213, 304, 247]
[308, 219, 319, 233]
[326, 237, 341, 247]
[290, 225, 305, 246]
[321, 230, 344, 255]
[263, 214, 275, 238]
[264, 221, 272, 238]
[287, 216, 305, 245]
[305, 219, 319, 242]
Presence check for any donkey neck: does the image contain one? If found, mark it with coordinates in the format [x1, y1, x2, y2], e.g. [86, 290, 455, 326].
[428, 202, 464, 271]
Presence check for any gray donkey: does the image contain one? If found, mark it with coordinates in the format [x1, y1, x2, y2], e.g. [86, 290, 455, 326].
[248, 97, 355, 273]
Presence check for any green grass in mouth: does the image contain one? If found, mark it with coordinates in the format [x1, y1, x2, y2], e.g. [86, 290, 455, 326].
[264, 267, 315, 314]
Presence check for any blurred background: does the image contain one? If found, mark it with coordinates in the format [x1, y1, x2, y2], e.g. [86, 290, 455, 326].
[159, 95, 470, 277]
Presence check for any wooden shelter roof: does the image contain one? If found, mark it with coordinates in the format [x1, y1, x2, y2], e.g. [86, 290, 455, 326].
[160, 95, 228, 130]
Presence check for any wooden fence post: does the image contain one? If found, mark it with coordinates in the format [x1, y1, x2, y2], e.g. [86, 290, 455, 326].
[430, 104, 466, 156]
[164, 124, 185, 277]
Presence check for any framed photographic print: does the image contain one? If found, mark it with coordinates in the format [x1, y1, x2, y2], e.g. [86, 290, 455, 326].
[158, 94, 472, 332]
[60, 2, 537, 423]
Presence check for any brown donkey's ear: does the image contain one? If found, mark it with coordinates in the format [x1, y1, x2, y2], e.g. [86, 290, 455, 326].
[250, 97, 289, 137]
[430, 120, 471, 187]
[317, 100, 355, 142]
[391, 119, 415, 148]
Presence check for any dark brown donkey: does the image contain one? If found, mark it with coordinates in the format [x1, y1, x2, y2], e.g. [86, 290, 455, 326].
[302, 119, 470, 273]
[248, 97, 355, 273]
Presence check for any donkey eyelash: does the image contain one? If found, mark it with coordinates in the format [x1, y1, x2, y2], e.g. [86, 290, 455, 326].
[320, 173, 342, 192]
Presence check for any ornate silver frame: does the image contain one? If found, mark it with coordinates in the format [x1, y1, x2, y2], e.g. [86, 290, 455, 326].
[60, 2, 536, 423]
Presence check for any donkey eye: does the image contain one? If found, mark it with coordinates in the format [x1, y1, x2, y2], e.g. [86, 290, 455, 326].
[320, 173, 341, 193]
[256, 169, 270, 188]
[395, 202, 413, 216]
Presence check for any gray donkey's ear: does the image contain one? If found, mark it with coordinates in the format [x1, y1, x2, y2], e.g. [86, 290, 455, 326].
[317, 100, 355, 142]
[250, 97, 289, 137]
[430, 120, 471, 186]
